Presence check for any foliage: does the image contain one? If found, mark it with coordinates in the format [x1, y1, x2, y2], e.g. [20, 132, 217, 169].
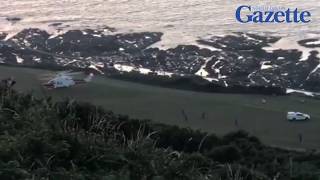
[0, 87, 319, 179]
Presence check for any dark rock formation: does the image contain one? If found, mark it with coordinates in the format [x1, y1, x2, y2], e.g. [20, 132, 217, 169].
[49, 22, 63, 27]
[0, 28, 319, 93]
[298, 38, 320, 48]
[0, 33, 7, 41]
[6, 17, 22, 23]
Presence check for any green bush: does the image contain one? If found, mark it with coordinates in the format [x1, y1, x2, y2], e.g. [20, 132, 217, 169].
[0, 87, 319, 179]
[207, 145, 241, 163]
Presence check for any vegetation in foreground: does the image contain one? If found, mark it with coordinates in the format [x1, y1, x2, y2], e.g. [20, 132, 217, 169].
[0, 86, 320, 180]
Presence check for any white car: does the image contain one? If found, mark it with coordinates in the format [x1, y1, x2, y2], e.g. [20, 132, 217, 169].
[287, 112, 310, 121]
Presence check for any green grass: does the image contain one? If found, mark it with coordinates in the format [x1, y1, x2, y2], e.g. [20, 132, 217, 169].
[1, 65, 320, 150]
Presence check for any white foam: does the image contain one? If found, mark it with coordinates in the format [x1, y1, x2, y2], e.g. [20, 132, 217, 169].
[125, 40, 136, 44]
[63, 59, 79, 66]
[92, 34, 102, 37]
[195, 44, 221, 52]
[113, 64, 174, 77]
[286, 88, 318, 97]
[306, 63, 320, 80]
[195, 57, 211, 77]
[203, 77, 219, 82]
[33, 57, 41, 62]
[223, 80, 228, 87]
[139, 67, 152, 74]
[156, 71, 174, 77]
[95, 62, 105, 68]
[262, 76, 270, 83]
[15, 55, 24, 63]
[195, 68, 209, 77]
[89, 64, 104, 74]
[260, 61, 273, 70]
[306, 40, 320, 46]
[113, 64, 134, 72]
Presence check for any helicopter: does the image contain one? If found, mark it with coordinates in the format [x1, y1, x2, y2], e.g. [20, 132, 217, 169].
[42, 71, 94, 89]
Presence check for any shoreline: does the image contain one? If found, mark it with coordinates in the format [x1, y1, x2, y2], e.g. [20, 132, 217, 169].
[0, 28, 319, 93]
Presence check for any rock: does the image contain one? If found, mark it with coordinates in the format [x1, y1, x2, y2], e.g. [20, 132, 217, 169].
[8, 28, 50, 51]
[101, 26, 117, 32]
[6, 17, 22, 22]
[197, 33, 280, 51]
[1, 28, 320, 94]
[0, 33, 7, 41]
[115, 32, 163, 53]
[46, 30, 119, 56]
[298, 38, 320, 48]
[49, 22, 63, 27]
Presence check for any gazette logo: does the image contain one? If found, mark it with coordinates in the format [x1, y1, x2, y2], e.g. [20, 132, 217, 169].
[235, 5, 311, 23]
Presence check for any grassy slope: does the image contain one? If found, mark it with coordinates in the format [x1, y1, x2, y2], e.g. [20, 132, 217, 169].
[0, 65, 320, 149]
[1, 78, 320, 179]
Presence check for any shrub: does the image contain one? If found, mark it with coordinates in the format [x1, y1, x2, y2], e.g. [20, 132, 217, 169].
[207, 145, 241, 163]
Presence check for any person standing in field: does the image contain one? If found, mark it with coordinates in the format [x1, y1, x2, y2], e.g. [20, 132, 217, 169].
[298, 133, 303, 144]
[235, 118, 239, 127]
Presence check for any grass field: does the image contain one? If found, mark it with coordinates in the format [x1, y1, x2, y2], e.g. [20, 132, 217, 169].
[1, 65, 320, 150]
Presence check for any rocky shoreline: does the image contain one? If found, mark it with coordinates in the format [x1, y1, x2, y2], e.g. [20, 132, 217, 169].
[0, 28, 319, 94]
